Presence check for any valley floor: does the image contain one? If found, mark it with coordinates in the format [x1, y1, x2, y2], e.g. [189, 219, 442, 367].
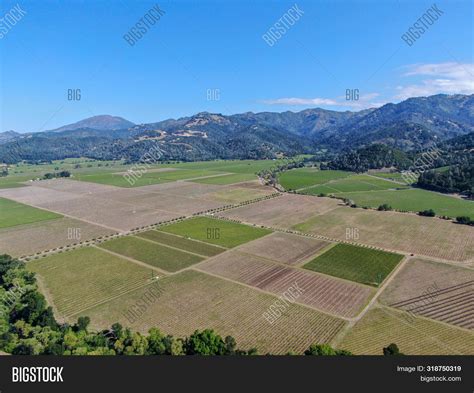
[1, 160, 473, 355]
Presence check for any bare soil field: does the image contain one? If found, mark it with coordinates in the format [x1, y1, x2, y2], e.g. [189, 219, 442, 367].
[0, 184, 79, 205]
[79, 270, 347, 354]
[94, 191, 224, 215]
[380, 258, 474, 329]
[28, 247, 155, 318]
[219, 193, 341, 228]
[295, 207, 474, 262]
[0, 217, 116, 257]
[35, 196, 180, 231]
[338, 307, 474, 355]
[228, 180, 269, 190]
[198, 251, 373, 318]
[235, 232, 331, 265]
[129, 181, 222, 196]
[33, 178, 119, 195]
[203, 186, 273, 204]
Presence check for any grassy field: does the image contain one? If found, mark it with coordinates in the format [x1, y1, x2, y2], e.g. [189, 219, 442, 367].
[27, 247, 153, 318]
[137, 230, 225, 257]
[79, 270, 347, 354]
[337, 188, 474, 218]
[74, 168, 227, 187]
[0, 197, 62, 229]
[160, 217, 272, 248]
[338, 307, 474, 355]
[281, 167, 471, 218]
[369, 171, 413, 183]
[159, 158, 292, 173]
[300, 174, 407, 195]
[1, 158, 289, 188]
[98, 236, 204, 272]
[303, 243, 403, 286]
[191, 173, 256, 185]
[278, 168, 351, 190]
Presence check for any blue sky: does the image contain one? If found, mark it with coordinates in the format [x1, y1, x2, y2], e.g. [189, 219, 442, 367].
[0, 0, 472, 133]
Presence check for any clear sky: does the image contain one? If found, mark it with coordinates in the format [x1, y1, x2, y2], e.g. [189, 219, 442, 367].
[0, 0, 472, 133]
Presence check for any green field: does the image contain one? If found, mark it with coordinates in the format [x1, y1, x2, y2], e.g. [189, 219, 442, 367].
[160, 217, 272, 248]
[98, 236, 204, 272]
[278, 168, 351, 190]
[304, 243, 403, 286]
[0, 182, 27, 189]
[369, 171, 413, 183]
[1, 159, 289, 188]
[137, 230, 225, 256]
[159, 158, 293, 174]
[191, 172, 256, 185]
[300, 174, 406, 195]
[74, 168, 227, 187]
[337, 188, 474, 218]
[0, 197, 62, 229]
[27, 247, 153, 317]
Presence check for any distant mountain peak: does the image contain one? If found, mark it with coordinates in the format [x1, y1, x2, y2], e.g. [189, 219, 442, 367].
[49, 115, 135, 133]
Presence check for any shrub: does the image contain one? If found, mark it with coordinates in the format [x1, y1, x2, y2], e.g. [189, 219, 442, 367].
[418, 209, 436, 217]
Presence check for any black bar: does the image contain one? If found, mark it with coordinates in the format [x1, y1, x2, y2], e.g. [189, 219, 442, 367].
[0, 356, 472, 392]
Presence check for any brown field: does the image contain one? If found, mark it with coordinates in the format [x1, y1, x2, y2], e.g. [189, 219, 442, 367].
[78, 270, 347, 354]
[129, 181, 222, 196]
[338, 307, 474, 355]
[35, 196, 180, 231]
[380, 258, 474, 329]
[202, 186, 273, 204]
[0, 217, 116, 257]
[235, 232, 331, 265]
[33, 178, 119, 195]
[198, 251, 373, 318]
[93, 191, 224, 215]
[295, 207, 474, 262]
[230, 180, 268, 190]
[219, 193, 341, 228]
[0, 184, 79, 205]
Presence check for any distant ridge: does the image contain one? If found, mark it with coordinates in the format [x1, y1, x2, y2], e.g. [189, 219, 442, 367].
[49, 115, 134, 133]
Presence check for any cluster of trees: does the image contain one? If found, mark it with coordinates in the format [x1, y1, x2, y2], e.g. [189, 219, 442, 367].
[417, 159, 473, 198]
[258, 158, 306, 188]
[418, 209, 436, 217]
[415, 133, 473, 197]
[456, 216, 473, 226]
[322, 144, 412, 173]
[43, 170, 71, 180]
[0, 254, 361, 356]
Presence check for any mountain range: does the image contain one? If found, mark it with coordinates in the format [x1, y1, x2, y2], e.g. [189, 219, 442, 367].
[1, 94, 473, 164]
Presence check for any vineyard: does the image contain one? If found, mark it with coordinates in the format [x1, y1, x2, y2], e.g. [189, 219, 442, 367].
[79, 270, 347, 354]
[27, 247, 155, 318]
[236, 232, 331, 265]
[381, 259, 474, 329]
[198, 251, 373, 318]
[339, 307, 474, 355]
